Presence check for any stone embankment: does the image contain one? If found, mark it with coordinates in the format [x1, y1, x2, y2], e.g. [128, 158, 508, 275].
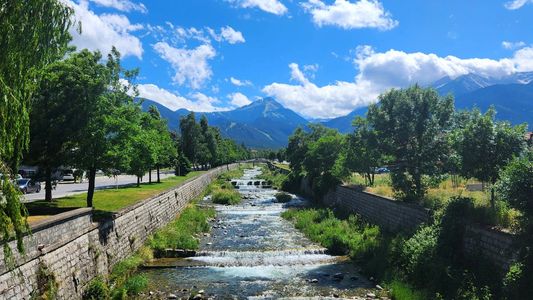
[0, 164, 238, 300]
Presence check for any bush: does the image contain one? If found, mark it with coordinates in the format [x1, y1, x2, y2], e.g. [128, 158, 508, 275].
[388, 279, 426, 300]
[83, 277, 109, 300]
[123, 274, 148, 295]
[275, 192, 292, 203]
[212, 189, 241, 205]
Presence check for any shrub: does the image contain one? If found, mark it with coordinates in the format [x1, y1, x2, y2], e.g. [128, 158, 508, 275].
[388, 279, 426, 300]
[212, 189, 241, 205]
[123, 275, 148, 295]
[83, 277, 109, 300]
[275, 192, 292, 203]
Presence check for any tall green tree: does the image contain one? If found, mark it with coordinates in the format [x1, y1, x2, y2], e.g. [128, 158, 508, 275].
[286, 127, 308, 175]
[28, 50, 107, 201]
[146, 106, 176, 183]
[180, 112, 200, 166]
[367, 85, 454, 202]
[457, 107, 526, 208]
[0, 0, 73, 256]
[343, 117, 385, 186]
[72, 48, 139, 207]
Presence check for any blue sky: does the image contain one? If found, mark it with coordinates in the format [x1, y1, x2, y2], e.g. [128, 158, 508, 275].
[65, 0, 533, 119]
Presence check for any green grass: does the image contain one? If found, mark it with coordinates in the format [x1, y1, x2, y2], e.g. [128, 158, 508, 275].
[347, 173, 519, 229]
[273, 162, 290, 171]
[258, 165, 288, 189]
[282, 208, 380, 257]
[148, 204, 215, 251]
[388, 279, 427, 300]
[212, 189, 241, 205]
[26, 171, 205, 219]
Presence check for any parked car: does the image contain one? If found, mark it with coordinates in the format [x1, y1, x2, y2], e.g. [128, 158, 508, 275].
[376, 167, 390, 174]
[61, 169, 75, 181]
[17, 178, 41, 194]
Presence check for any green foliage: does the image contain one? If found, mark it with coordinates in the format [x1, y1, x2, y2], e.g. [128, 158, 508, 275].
[123, 275, 148, 295]
[257, 165, 287, 190]
[36, 262, 58, 300]
[212, 189, 241, 205]
[1, 0, 73, 260]
[275, 192, 292, 203]
[367, 85, 454, 202]
[148, 205, 215, 251]
[503, 262, 524, 299]
[388, 279, 426, 300]
[497, 154, 533, 220]
[83, 277, 109, 300]
[341, 117, 386, 186]
[456, 107, 526, 207]
[281, 208, 380, 257]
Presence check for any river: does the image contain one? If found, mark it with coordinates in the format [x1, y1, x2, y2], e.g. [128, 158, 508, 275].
[141, 167, 373, 299]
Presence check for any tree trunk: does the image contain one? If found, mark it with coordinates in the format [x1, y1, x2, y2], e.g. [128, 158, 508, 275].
[45, 167, 52, 202]
[149, 169, 152, 183]
[87, 168, 96, 208]
[137, 176, 140, 187]
[157, 165, 161, 183]
[490, 181, 496, 210]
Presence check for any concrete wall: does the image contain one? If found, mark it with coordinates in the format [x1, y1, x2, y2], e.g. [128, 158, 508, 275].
[0, 164, 237, 300]
[308, 181, 516, 271]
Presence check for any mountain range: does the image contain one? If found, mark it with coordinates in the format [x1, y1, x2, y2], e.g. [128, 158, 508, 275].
[142, 72, 533, 148]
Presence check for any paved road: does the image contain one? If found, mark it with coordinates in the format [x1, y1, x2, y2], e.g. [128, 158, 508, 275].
[23, 170, 174, 202]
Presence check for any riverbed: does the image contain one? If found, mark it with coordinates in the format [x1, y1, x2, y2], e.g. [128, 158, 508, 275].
[141, 167, 373, 299]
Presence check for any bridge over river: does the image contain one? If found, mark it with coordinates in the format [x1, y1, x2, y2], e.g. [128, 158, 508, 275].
[139, 167, 374, 299]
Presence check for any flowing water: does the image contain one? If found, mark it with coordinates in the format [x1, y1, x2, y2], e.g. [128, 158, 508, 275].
[141, 168, 372, 299]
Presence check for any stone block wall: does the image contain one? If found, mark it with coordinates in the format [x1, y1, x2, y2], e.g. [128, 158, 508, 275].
[305, 180, 516, 271]
[0, 164, 238, 299]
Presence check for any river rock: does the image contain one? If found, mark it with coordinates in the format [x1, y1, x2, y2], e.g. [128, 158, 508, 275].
[376, 284, 383, 290]
[311, 278, 319, 283]
[333, 273, 344, 281]
[192, 294, 203, 300]
[366, 293, 376, 299]
[167, 293, 177, 299]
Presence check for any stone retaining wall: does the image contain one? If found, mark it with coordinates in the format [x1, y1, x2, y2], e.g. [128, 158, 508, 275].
[0, 164, 238, 299]
[306, 180, 516, 271]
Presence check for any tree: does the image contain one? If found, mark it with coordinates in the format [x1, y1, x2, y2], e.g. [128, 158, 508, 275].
[343, 117, 384, 186]
[180, 112, 200, 166]
[27, 50, 105, 201]
[457, 107, 526, 208]
[367, 85, 454, 202]
[72, 48, 139, 207]
[286, 127, 308, 175]
[0, 0, 73, 257]
[497, 152, 533, 299]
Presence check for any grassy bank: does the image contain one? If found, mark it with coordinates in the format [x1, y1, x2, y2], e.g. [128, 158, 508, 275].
[26, 171, 205, 220]
[283, 202, 505, 300]
[206, 165, 248, 205]
[348, 173, 519, 229]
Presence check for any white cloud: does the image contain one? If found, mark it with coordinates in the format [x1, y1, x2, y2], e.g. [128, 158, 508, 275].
[228, 92, 252, 107]
[211, 26, 246, 44]
[226, 0, 288, 15]
[89, 0, 147, 13]
[65, 0, 143, 59]
[137, 84, 226, 112]
[302, 0, 398, 30]
[229, 77, 252, 86]
[153, 42, 216, 89]
[263, 47, 533, 119]
[502, 40, 526, 50]
[504, 0, 533, 10]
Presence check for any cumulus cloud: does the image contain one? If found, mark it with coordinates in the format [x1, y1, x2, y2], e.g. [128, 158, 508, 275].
[226, 0, 288, 15]
[137, 84, 226, 112]
[89, 0, 147, 13]
[263, 47, 533, 119]
[228, 92, 252, 107]
[153, 42, 216, 89]
[65, 0, 143, 59]
[210, 26, 246, 44]
[302, 0, 398, 30]
[229, 77, 252, 86]
[502, 40, 526, 50]
[504, 0, 533, 9]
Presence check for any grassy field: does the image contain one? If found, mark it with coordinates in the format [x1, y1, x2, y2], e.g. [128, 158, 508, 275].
[26, 171, 205, 221]
[347, 173, 520, 228]
[273, 162, 290, 171]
